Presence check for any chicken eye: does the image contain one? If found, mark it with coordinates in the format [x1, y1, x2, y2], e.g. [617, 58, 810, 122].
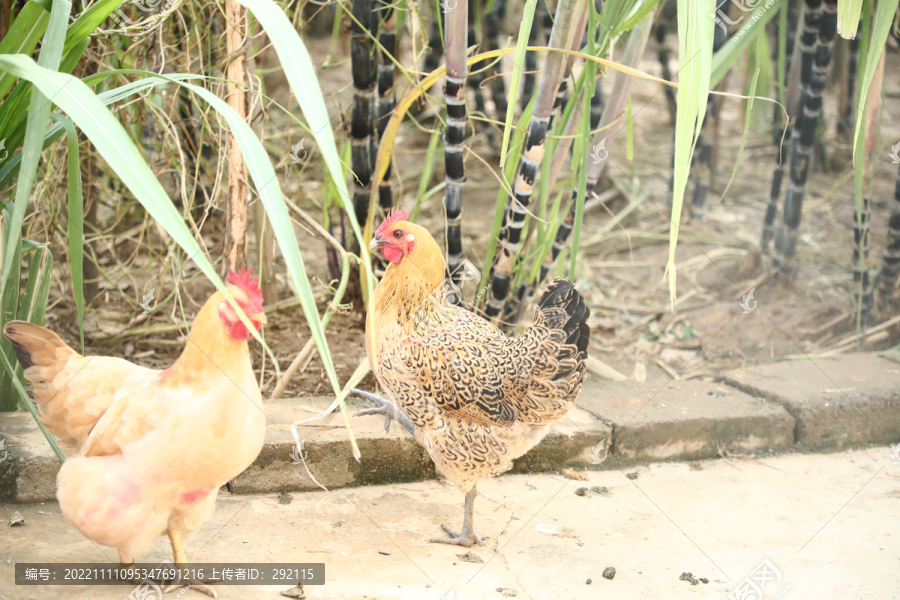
[393, 229, 403, 239]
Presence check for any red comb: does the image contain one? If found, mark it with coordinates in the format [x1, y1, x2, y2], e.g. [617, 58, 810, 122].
[375, 207, 409, 238]
[226, 267, 263, 311]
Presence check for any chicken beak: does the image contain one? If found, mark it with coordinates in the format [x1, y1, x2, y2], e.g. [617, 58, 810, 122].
[369, 235, 386, 253]
[254, 312, 268, 325]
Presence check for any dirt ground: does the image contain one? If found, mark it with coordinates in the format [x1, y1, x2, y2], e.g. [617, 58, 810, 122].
[2, 447, 897, 599]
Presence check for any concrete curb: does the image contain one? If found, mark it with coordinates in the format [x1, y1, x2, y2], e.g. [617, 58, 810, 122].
[717, 353, 900, 450]
[1, 354, 892, 503]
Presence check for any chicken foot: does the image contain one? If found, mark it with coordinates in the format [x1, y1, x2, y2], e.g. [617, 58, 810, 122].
[430, 488, 485, 547]
[162, 530, 218, 598]
[350, 388, 415, 435]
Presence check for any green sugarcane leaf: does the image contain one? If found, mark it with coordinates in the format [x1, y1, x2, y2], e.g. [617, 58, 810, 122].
[50, 113, 85, 353]
[851, 0, 898, 165]
[500, 0, 538, 169]
[568, 5, 597, 279]
[481, 96, 536, 297]
[719, 68, 759, 202]
[38, 62, 357, 455]
[836, 0, 864, 38]
[0, 73, 205, 189]
[776, 1, 787, 109]
[613, 0, 663, 37]
[666, 0, 713, 306]
[0, 245, 53, 425]
[413, 128, 441, 221]
[0, 212, 22, 412]
[0, 0, 70, 305]
[5, 0, 123, 106]
[0, 1, 50, 99]
[21, 245, 53, 327]
[751, 22, 772, 127]
[0, 25, 88, 153]
[63, 0, 123, 55]
[710, 0, 786, 87]
[0, 57, 288, 431]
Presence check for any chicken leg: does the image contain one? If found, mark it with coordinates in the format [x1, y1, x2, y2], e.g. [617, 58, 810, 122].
[430, 488, 484, 547]
[117, 549, 151, 586]
[163, 530, 218, 597]
[350, 388, 415, 435]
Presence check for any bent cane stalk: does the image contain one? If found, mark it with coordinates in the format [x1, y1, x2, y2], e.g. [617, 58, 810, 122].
[539, 11, 654, 286]
[485, 0, 580, 322]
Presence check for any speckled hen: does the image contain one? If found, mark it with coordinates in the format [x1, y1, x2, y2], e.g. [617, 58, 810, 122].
[3, 269, 268, 597]
[353, 208, 590, 547]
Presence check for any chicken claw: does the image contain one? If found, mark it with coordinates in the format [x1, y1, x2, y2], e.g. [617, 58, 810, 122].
[429, 488, 485, 547]
[429, 523, 485, 547]
[163, 531, 218, 597]
[349, 388, 415, 435]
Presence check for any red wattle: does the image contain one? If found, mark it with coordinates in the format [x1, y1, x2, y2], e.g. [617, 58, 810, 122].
[229, 321, 250, 341]
[383, 245, 404, 263]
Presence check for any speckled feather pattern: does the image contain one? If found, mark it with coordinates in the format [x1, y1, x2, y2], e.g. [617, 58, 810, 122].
[368, 221, 590, 494]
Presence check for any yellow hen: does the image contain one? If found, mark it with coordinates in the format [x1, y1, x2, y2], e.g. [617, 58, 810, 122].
[4, 269, 268, 596]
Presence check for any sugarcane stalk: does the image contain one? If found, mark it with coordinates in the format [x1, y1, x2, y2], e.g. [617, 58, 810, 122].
[249, 50, 277, 304]
[539, 10, 654, 285]
[762, 16, 802, 250]
[837, 30, 860, 138]
[853, 194, 871, 326]
[547, 84, 585, 193]
[486, 0, 509, 121]
[761, 136, 790, 249]
[587, 0, 604, 134]
[351, 0, 377, 234]
[513, 0, 602, 310]
[544, 0, 588, 191]
[224, 0, 249, 271]
[688, 11, 731, 221]
[485, 0, 581, 321]
[853, 50, 883, 342]
[590, 78, 604, 129]
[876, 166, 900, 311]
[376, 0, 396, 211]
[538, 94, 585, 286]
[550, 0, 588, 129]
[522, 0, 545, 110]
[655, 5, 677, 127]
[774, 0, 837, 268]
[443, 0, 469, 280]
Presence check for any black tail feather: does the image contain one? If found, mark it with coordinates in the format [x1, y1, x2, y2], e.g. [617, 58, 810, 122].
[4, 322, 36, 369]
[538, 278, 591, 357]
